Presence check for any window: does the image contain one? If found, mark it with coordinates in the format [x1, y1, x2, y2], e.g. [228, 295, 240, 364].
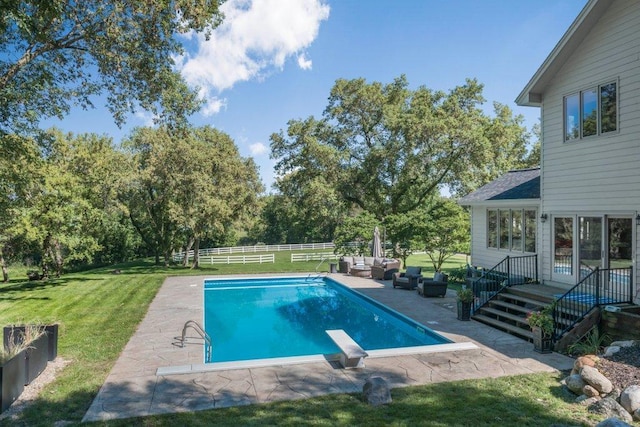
[487, 210, 497, 248]
[564, 81, 617, 141]
[487, 209, 537, 253]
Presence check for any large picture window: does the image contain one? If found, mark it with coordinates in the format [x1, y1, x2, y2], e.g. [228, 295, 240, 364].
[487, 208, 537, 253]
[564, 81, 617, 141]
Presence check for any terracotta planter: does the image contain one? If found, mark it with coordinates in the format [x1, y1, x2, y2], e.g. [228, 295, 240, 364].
[457, 301, 472, 321]
[532, 326, 553, 354]
[0, 348, 26, 413]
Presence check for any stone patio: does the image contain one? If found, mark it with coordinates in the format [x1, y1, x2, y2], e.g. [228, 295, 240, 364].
[83, 273, 574, 421]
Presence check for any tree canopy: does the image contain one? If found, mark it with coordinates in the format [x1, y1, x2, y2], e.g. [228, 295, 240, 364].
[271, 75, 532, 224]
[0, 0, 224, 136]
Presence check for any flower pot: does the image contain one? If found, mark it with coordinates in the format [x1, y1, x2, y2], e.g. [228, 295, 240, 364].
[532, 326, 553, 354]
[457, 301, 472, 321]
[0, 348, 26, 413]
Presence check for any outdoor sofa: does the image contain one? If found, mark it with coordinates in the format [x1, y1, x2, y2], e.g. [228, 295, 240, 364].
[338, 256, 400, 279]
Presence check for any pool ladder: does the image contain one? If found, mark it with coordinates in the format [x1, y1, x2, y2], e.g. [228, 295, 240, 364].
[180, 320, 213, 363]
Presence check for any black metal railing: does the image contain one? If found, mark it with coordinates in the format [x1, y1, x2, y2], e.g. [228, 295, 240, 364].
[553, 266, 633, 339]
[470, 254, 538, 312]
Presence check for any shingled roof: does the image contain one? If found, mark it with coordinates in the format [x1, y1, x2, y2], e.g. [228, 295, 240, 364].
[458, 168, 540, 205]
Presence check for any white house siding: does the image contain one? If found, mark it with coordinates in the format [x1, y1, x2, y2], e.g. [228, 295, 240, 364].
[469, 203, 541, 270]
[539, 0, 640, 294]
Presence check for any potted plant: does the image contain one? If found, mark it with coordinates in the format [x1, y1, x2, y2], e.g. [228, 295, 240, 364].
[3, 325, 49, 385]
[456, 287, 474, 321]
[527, 305, 554, 353]
[0, 337, 27, 412]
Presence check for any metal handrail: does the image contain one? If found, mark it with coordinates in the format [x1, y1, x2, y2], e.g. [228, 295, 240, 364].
[470, 254, 538, 313]
[553, 266, 633, 340]
[180, 320, 213, 363]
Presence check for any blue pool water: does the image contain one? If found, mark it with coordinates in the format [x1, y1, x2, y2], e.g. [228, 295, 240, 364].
[203, 276, 450, 363]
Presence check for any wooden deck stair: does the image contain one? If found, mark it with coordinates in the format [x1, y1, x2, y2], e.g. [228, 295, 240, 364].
[471, 283, 576, 342]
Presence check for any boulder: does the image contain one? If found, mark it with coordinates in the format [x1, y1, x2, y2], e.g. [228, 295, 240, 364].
[588, 398, 633, 424]
[583, 385, 600, 398]
[620, 385, 640, 414]
[363, 377, 391, 406]
[565, 374, 587, 395]
[576, 395, 600, 406]
[595, 417, 633, 427]
[581, 366, 614, 394]
[572, 355, 599, 375]
[634, 408, 640, 422]
[604, 346, 621, 357]
[609, 340, 636, 348]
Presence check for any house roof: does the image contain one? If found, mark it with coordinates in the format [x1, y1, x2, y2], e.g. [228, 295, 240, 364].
[458, 168, 540, 205]
[515, 0, 613, 106]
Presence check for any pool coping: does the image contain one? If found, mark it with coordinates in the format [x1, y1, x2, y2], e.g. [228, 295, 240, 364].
[83, 273, 575, 422]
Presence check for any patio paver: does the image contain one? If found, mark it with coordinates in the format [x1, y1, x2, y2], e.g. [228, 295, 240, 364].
[82, 273, 574, 422]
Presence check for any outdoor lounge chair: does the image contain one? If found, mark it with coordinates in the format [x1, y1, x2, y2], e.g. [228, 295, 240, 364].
[392, 266, 422, 290]
[417, 272, 448, 297]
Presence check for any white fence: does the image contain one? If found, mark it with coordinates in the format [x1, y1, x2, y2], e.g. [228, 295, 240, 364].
[290, 252, 339, 262]
[174, 242, 335, 262]
[198, 254, 275, 265]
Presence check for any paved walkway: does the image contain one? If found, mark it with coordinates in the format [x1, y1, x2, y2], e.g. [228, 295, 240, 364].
[83, 273, 574, 422]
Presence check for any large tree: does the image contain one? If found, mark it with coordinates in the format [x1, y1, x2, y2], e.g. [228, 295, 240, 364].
[123, 126, 263, 267]
[0, 0, 223, 136]
[271, 75, 531, 223]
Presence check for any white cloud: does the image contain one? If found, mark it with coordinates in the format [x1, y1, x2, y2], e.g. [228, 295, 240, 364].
[134, 110, 156, 127]
[297, 53, 312, 70]
[249, 142, 268, 156]
[179, 0, 330, 109]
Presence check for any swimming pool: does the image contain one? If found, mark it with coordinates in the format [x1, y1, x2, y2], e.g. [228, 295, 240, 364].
[203, 276, 451, 364]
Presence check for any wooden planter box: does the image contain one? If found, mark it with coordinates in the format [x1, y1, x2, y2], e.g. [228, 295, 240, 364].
[0, 348, 26, 413]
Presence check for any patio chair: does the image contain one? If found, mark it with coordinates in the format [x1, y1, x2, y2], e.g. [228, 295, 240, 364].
[392, 266, 422, 290]
[417, 272, 448, 297]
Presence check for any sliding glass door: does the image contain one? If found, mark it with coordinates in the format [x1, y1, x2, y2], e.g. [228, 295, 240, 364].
[552, 215, 633, 284]
[553, 217, 574, 280]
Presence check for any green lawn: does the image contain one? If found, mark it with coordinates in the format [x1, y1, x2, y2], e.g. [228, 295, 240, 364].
[0, 253, 598, 426]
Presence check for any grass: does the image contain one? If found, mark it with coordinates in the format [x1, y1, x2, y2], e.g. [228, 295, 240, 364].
[0, 252, 598, 426]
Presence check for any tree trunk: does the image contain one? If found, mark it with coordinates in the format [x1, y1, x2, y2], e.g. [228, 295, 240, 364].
[191, 237, 200, 269]
[0, 249, 8, 282]
[53, 239, 63, 277]
[182, 236, 195, 267]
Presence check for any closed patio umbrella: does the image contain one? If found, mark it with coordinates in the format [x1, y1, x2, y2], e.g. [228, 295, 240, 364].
[372, 226, 383, 258]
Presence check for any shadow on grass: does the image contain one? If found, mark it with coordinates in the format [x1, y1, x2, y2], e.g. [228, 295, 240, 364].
[9, 368, 597, 426]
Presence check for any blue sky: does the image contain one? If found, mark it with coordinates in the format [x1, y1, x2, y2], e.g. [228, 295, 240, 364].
[46, 0, 588, 191]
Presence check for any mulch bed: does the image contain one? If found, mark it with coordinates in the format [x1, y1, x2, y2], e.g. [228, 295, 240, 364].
[596, 345, 640, 392]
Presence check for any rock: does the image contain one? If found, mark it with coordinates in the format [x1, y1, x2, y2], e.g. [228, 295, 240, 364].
[604, 388, 622, 401]
[581, 366, 614, 394]
[609, 340, 636, 348]
[572, 355, 599, 375]
[576, 395, 600, 406]
[583, 385, 600, 397]
[363, 377, 391, 406]
[565, 374, 587, 395]
[620, 385, 640, 414]
[595, 417, 633, 427]
[634, 408, 640, 421]
[588, 398, 633, 424]
[604, 346, 621, 357]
